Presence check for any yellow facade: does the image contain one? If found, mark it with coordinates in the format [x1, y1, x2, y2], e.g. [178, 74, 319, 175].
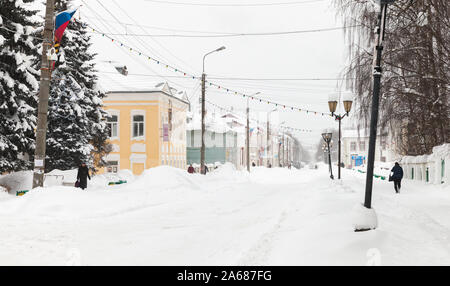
[98, 88, 188, 175]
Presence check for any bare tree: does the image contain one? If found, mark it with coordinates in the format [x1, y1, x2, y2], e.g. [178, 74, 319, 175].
[334, 0, 450, 155]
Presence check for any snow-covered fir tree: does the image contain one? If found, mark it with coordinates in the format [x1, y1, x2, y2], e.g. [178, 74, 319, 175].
[0, 0, 40, 173]
[45, 0, 110, 172]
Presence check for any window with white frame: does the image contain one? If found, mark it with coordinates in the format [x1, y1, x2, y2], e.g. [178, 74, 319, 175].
[350, 142, 357, 151]
[132, 114, 144, 138]
[359, 141, 366, 151]
[107, 115, 118, 138]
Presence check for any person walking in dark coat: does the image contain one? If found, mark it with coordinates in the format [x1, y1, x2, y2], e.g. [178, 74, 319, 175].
[390, 162, 403, 193]
[77, 163, 91, 190]
[187, 164, 195, 174]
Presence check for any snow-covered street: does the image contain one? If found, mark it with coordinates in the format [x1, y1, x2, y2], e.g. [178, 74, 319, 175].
[0, 164, 449, 266]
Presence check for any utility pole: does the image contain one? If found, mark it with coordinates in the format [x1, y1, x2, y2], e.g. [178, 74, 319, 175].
[266, 118, 270, 167]
[200, 46, 225, 174]
[364, 2, 390, 209]
[200, 73, 206, 175]
[246, 97, 250, 172]
[32, 0, 55, 188]
[287, 136, 290, 166]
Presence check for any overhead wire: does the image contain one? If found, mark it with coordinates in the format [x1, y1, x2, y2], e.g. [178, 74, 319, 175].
[82, 0, 193, 90]
[144, 0, 327, 7]
[88, 23, 334, 116]
[87, 25, 362, 38]
[110, 0, 199, 75]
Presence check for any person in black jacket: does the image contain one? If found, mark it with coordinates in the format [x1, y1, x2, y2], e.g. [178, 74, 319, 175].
[77, 163, 91, 190]
[390, 162, 403, 193]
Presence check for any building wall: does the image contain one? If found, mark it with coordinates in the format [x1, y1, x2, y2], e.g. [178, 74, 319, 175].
[342, 134, 397, 168]
[401, 144, 450, 185]
[186, 129, 242, 168]
[100, 91, 188, 175]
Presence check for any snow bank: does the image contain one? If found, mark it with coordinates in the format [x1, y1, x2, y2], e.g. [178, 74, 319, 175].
[128, 165, 202, 192]
[208, 162, 248, 183]
[352, 204, 378, 231]
[0, 171, 33, 194]
[431, 143, 450, 159]
[90, 169, 135, 187]
[47, 169, 78, 183]
[249, 166, 321, 185]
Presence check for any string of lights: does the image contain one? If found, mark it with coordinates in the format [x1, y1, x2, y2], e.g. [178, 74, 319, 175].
[205, 100, 313, 133]
[87, 24, 332, 117]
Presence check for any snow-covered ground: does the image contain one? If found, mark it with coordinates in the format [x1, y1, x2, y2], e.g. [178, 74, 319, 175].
[0, 163, 449, 266]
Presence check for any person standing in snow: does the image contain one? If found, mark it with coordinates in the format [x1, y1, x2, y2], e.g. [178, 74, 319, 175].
[76, 163, 91, 190]
[390, 162, 403, 193]
[187, 164, 195, 174]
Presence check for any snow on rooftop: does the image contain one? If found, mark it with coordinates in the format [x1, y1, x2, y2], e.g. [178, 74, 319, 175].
[95, 62, 187, 102]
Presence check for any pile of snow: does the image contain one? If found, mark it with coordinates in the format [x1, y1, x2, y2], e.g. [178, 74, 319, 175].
[431, 143, 450, 159]
[208, 162, 248, 183]
[90, 169, 135, 187]
[249, 166, 321, 185]
[45, 169, 78, 187]
[352, 204, 378, 231]
[128, 165, 202, 192]
[0, 171, 33, 194]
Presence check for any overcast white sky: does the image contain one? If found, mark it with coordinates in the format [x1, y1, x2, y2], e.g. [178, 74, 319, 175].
[56, 0, 358, 151]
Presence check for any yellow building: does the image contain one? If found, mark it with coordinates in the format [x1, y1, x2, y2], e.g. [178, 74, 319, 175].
[100, 83, 189, 175]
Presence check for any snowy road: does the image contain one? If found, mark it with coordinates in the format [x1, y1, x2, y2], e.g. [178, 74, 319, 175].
[0, 164, 449, 265]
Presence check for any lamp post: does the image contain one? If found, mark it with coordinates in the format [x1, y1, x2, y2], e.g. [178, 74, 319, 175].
[279, 121, 285, 167]
[246, 92, 260, 172]
[356, 0, 395, 232]
[200, 46, 225, 175]
[328, 95, 353, 179]
[322, 132, 334, 179]
[267, 108, 277, 167]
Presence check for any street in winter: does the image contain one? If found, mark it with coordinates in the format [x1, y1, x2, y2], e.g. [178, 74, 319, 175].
[1, 164, 450, 265]
[1, 0, 449, 267]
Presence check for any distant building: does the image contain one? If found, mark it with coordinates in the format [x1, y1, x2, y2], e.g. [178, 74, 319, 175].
[186, 111, 243, 169]
[341, 129, 399, 168]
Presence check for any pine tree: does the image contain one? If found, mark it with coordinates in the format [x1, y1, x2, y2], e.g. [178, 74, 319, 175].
[45, 0, 110, 172]
[0, 0, 40, 172]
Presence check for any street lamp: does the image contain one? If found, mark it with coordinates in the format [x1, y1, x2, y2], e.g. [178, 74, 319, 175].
[328, 92, 353, 179]
[247, 92, 260, 172]
[358, 0, 395, 231]
[279, 121, 286, 167]
[200, 46, 226, 174]
[322, 132, 334, 179]
[267, 108, 277, 167]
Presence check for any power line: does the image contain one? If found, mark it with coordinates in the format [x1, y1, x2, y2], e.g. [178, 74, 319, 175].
[208, 76, 351, 81]
[88, 25, 361, 38]
[144, 0, 327, 7]
[88, 24, 332, 116]
[110, 0, 199, 74]
[82, 0, 192, 90]
[97, 71, 349, 81]
[205, 100, 313, 132]
[81, 16, 238, 35]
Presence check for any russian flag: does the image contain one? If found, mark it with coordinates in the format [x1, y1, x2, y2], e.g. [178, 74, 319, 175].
[54, 9, 77, 42]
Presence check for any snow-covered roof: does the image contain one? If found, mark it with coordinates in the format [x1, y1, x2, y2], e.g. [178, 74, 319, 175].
[186, 111, 234, 133]
[95, 61, 188, 104]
